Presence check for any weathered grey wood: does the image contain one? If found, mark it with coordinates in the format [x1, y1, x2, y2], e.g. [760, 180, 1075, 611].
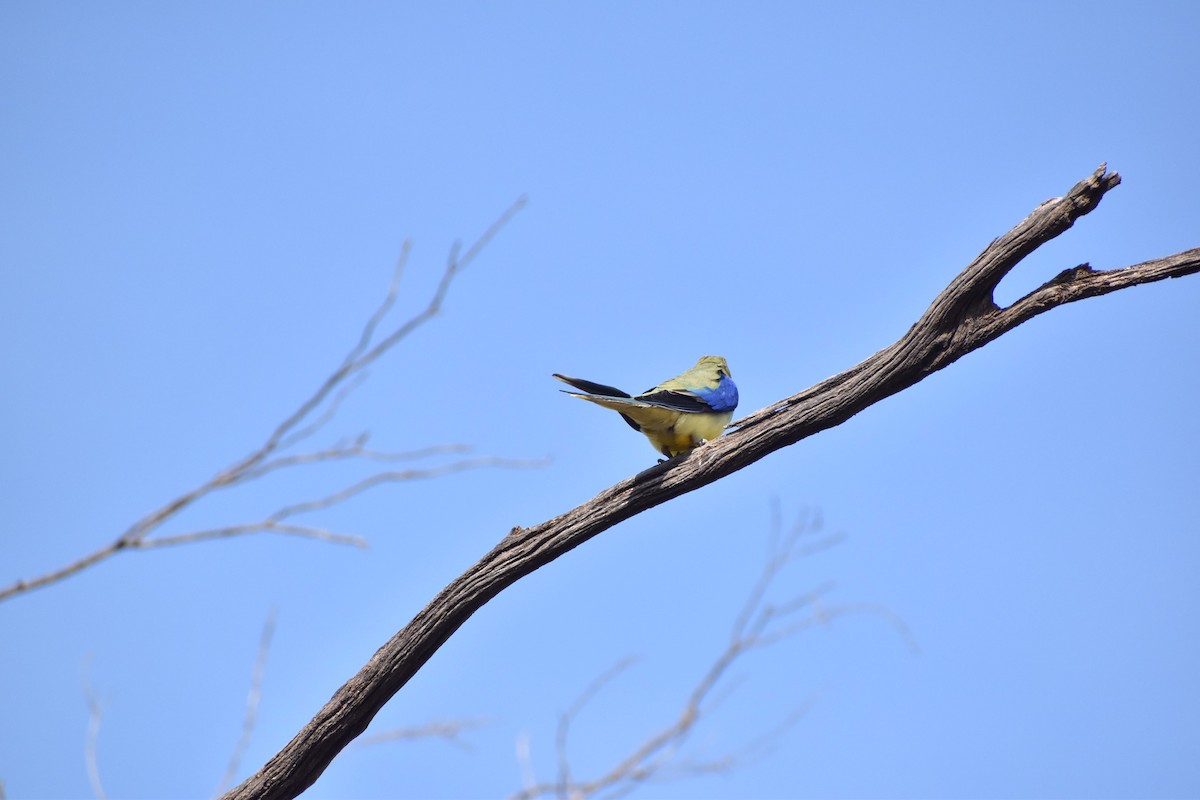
[223, 165, 1200, 800]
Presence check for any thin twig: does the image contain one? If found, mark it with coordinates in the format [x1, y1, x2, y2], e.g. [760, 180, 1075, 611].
[215, 610, 278, 798]
[320, 195, 527, 396]
[139, 523, 368, 551]
[243, 443, 473, 481]
[257, 243, 414, 458]
[81, 657, 106, 800]
[268, 457, 548, 521]
[344, 243, 412, 369]
[555, 658, 640, 798]
[273, 373, 371, 454]
[355, 718, 489, 751]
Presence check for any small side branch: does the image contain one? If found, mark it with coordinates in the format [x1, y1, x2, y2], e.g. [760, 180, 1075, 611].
[355, 719, 489, 751]
[82, 658, 107, 800]
[989, 249, 1200, 336]
[214, 611, 278, 798]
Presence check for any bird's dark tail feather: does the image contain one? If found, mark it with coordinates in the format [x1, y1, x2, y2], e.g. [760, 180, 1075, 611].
[551, 374, 631, 398]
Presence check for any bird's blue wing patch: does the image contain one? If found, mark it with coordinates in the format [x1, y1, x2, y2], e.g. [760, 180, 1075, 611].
[692, 375, 739, 413]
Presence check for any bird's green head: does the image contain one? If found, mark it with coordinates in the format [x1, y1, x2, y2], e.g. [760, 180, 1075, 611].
[696, 355, 731, 377]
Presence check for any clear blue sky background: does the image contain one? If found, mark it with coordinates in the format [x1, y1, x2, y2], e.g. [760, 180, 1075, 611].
[3, 3, 1198, 798]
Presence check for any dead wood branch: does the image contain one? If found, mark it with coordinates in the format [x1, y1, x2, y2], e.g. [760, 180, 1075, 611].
[511, 512, 885, 800]
[223, 166, 1200, 800]
[0, 198, 528, 604]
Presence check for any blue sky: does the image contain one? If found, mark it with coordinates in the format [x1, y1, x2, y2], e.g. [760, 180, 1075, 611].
[3, 3, 1199, 798]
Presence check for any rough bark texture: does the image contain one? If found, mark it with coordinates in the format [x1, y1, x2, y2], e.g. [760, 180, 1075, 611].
[223, 165, 1200, 800]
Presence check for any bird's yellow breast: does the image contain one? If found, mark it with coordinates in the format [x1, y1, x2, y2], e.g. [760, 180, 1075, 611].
[641, 408, 734, 458]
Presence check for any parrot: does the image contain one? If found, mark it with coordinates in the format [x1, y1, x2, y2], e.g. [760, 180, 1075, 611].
[553, 356, 738, 458]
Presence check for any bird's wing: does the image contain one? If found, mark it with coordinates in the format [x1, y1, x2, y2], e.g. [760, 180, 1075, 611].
[632, 387, 720, 413]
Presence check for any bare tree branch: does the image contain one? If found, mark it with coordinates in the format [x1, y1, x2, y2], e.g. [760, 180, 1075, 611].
[240, 443, 473, 482]
[215, 611, 278, 798]
[265, 456, 549, 521]
[139, 522, 370, 551]
[512, 512, 904, 800]
[133, 456, 548, 551]
[223, 165, 1200, 800]
[555, 657, 640, 797]
[271, 373, 371, 455]
[0, 198, 528, 605]
[355, 719, 489, 751]
[81, 657, 106, 800]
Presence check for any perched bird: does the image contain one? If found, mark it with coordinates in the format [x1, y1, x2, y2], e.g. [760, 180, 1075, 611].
[553, 356, 738, 458]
